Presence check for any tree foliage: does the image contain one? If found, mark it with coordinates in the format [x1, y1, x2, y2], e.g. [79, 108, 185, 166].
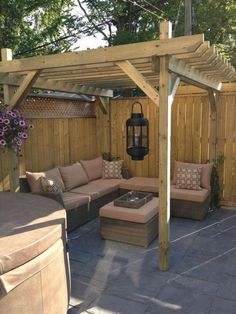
[0, 0, 80, 58]
[77, 0, 236, 67]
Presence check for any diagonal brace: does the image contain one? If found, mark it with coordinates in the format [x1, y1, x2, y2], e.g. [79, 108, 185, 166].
[116, 60, 159, 106]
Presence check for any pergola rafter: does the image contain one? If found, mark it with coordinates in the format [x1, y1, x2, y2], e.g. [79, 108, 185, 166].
[0, 21, 235, 271]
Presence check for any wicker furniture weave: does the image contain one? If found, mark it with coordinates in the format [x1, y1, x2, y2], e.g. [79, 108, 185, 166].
[100, 197, 159, 248]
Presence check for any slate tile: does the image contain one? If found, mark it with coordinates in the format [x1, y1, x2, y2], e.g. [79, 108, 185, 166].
[147, 286, 213, 314]
[86, 294, 148, 314]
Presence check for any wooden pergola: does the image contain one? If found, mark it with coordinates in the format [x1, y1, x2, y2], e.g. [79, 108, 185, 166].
[1, 21, 235, 271]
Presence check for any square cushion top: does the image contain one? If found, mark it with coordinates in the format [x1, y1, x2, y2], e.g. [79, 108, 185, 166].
[170, 185, 210, 202]
[80, 156, 103, 181]
[59, 163, 88, 191]
[100, 197, 159, 223]
[173, 161, 213, 190]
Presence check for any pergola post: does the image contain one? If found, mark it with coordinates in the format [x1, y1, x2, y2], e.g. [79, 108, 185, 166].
[158, 21, 173, 271]
[1, 48, 19, 192]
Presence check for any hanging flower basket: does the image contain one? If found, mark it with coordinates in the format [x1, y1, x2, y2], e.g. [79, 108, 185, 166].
[0, 106, 34, 156]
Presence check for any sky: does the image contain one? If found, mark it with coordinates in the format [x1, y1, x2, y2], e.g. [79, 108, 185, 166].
[72, 1, 109, 51]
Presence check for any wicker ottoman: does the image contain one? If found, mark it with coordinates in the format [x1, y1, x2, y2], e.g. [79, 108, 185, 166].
[99, 197, 159, 248]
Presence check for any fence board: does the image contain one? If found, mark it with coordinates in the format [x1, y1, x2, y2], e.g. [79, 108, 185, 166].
[1, 84, 236, 207]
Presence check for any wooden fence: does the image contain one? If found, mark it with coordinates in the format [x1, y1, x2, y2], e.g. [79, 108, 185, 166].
[110, 84, 236, 206]
[0, 84, 235, 206]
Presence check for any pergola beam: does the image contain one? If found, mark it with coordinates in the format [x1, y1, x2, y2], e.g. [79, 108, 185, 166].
[169, 56, 222, 91]
[116, 60, 159, 106]
[0, 73, 113, 98]
[0, 35, 204, 73]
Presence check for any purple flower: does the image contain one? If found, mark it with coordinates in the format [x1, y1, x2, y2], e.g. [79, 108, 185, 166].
[0, 139, 6, 146]
[3, 126, 8, 131]
[0, 130, 4, 136]
[28, 124, 34, 129]
[10, 112, 16, 118]
[14, 119, 19, 125]
[21, 133, 28, 139]
[4, 119, 10, 125]
[19, 120, 25, 126]
[0, 118, 4, 123]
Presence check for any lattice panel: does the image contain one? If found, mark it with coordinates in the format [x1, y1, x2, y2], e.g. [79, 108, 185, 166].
[0, 94, 96, 118]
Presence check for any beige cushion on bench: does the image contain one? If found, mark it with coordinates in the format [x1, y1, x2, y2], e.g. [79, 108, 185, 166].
[119, 177, 159, 193]
[100, 197, 159, 223]
[62, 192, 90, 211]
[70, 179, 122, 200]
[170, 185, 210, 203]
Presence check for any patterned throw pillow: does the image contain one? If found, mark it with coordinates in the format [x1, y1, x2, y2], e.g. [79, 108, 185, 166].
[103, 160, 123, 179]
[40, 176, 63, 195]
[176, 166, 202, 190]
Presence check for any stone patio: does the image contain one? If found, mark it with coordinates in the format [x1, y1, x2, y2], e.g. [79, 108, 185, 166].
[67, 207, 236, 314]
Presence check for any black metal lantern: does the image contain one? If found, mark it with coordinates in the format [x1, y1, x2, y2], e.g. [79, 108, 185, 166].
[126, 102, 149, 160]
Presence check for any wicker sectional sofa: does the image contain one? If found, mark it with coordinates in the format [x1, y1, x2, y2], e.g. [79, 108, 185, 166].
[120, 161, 214, 221]
[20, 159, 214, 233]
[20, 156, 124, 232]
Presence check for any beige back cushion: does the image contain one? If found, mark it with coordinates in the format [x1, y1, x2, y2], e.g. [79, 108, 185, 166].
[59, 163, 89, 191]
[26, 171, 45, 193]
[80, 156, 103, 181]
[173, 161, 213, 190]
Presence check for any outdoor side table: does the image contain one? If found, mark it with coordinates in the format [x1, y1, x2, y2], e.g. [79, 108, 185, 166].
[99, 197, 159, 248]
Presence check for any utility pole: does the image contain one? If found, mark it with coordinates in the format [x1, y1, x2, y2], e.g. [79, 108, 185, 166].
[185, 0, 192, 35]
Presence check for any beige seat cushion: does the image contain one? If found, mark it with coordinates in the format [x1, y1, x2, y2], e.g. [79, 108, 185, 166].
[80, 156, 103, 181]
[70, 180, 118, 200]
[119, 177, 159, 193]
[62, 192, 90, 211]
[93, 178, 124, 189]
[170, 185, 210, 202]
[59, 163, 89, 191]
[100, 197, 159, 223]
[173, 161, 213, 190]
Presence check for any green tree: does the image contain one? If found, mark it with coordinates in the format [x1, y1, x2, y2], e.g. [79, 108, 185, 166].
[76, 0, 236, 67]
[0, 0, 81, 58]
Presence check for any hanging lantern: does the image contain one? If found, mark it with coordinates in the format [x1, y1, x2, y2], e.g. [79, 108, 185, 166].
[126, 102, 149, 160]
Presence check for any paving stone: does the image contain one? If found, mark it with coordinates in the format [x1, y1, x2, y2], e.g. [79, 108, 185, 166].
[147, 285, 213, 314]
[86, 294, 148, 314]
[217, 274, 236, 301]
[70, 275, 104, 310]
[209, 297, 236, 314]
[169, 274, 219, 296]
[105, 270, 173, 304]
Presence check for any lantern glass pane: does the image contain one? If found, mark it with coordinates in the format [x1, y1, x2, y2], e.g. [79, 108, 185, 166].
[141, 126, 148, 147]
